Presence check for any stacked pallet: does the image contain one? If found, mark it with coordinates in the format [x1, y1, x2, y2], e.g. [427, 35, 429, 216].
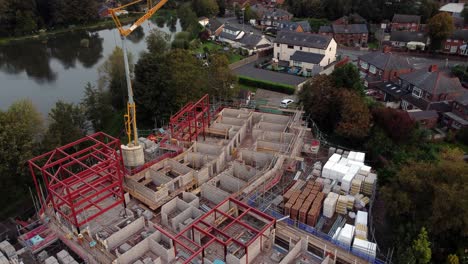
[346, 195, 355, 210]
[336, 224, 355, 248]
[284, 191, 301, 216]
[352, 238, 376, 259]
[362, 173, 377, 196]
[299, 199, 314, 223]
[323, 192, 339, 218]
[307, 192, 325, 226]
[350, 178, 362, 195]
[291, 198, 304, 220]
[283, 180, 305, 202]
[336, 195, 348, 215]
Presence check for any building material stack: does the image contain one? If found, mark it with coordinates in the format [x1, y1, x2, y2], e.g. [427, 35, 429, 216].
[350, 177, 363, 195]
[352, 238, 377, 259]
[45, 256, 59, 264]
[336, 224, 355, 248]
[362, 173, 377, 196]
[57, 250, 79, 264]
[0, 252, 8, 264]
[284, 191, 300, 216]
[291, 197, 304, 221]
[355, 211, 368, 240]
[346, 195, 355, 210]
[335, 195, 348, 215]
[307, 192, 325, 226]
[0, 241, 17, 262]
[323, 192, 339, 218]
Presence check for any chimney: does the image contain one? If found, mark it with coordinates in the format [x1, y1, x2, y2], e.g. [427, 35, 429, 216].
[383, 45, 391, 53]
[428, 64, 438, 72]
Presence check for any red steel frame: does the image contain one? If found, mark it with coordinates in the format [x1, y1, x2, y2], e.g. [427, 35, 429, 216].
[170, 94, 210, 142]
[153, 198, 276, 264]
[28, 132, 126, 232]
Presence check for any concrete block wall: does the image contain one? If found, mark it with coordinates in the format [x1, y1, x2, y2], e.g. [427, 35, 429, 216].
[238, 149, 274, 168]
[233, 162, 257, 181]
[166, 159, 193, 175]
[255, 121, 287, 132]
[125, 178, 165, 204]
[219, 173, 246, 193]
[106, 217, 145, 250]
[172, 207, 203, 232]
[253, 131, 295, 144]
[260, 113, 291, 124]
[194, 142, 223, 156]
[278, 238, 304, 264]
[116, 236, 162, 264]
[186, 152, 211, 169]
[195, 167, 210, 184]
[201, 184, 229, 205]
[150, 231, 175, 262]
[161, 198, 191, 228]
[247, 235, 262, 264]
[242, 156, 285, 195]
[182, 192, 199, 208]
[221, 108, 251, 118]
[256, 140, 287, 153]
[150, 171, 172, 186]
[218, 116, 246, 127]
[211, 122, 234, 132]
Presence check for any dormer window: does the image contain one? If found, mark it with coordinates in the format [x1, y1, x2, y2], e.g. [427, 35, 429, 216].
[369, 65, 377, 74]
[412, 87, 422, 98]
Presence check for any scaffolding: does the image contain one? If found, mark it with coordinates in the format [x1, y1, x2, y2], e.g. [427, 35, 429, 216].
[28, 132, 126, 233]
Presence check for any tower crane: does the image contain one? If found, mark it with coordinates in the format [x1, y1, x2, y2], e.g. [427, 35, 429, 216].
[109, 0, 168, 166]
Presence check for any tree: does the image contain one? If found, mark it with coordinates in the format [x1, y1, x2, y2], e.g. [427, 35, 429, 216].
[178, 3, 202, 38]
[447, 254, 459, 264]
[462, 5, 468, 24]
[206, 54, 238, 99]
[0, 100, 43, 218]
[427, 12, 454, 49]
[172, 31, 191, 49]
[192, 0, 219, 17]
[331, 63, 365, 93]
[146, 29, 170, 54]
[81, 82, 114, 132]
[217, 0, 226, 16]
[372, 107, 415, 143]
[49, 0, 98, 25]
[43, 101, 86, 148]
[412, 227, 432, 264]
[335, 89, 371, 140]
[98, 47, 133, 109]
[419, 0, 439, 23]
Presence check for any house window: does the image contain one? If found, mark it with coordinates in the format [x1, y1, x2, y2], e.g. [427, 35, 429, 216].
[369, 65, 377, 74]
[293, 61, 302, 67]
[300, 47, 303, 50]
[412, 87, 422, 98]
[359, 61, 369, 70]
[276, 43, 279, 47]
[288, 45, 294, 49]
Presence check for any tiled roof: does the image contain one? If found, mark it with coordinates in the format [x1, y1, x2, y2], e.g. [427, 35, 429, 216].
[239, 34, 270, 48]
[390, 31, 428, 43]
[399, 69, 464, 95]
[208, 18, 224, 32]
[392, 14, 421, 24]
[407, 110, 438, 121]
[319, 25, 333, 33]
[290, 51, 325, 64]
[456, 92, 468, 106]
[274, 31, 333, 49]
[377, 82, 410, 99]
[439, 3, 465, 13]
[277, 21, 311, 32]
[332, 24, 368, 34]
[358, 52, 413, 71]
[451, 30, 468, 41]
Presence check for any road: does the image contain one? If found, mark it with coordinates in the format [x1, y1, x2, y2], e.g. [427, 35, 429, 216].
[337, 48, 468, 69]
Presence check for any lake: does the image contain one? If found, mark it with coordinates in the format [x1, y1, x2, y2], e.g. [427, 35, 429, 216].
[0, 19, 181, 115]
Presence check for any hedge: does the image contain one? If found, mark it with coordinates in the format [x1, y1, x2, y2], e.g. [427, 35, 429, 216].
[238, 76, 296, 95]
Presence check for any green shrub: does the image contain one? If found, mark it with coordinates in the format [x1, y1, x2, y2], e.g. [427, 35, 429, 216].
[238, 76, 295, 95]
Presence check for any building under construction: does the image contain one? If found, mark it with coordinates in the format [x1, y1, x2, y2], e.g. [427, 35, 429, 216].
[18, 98, 384, 264]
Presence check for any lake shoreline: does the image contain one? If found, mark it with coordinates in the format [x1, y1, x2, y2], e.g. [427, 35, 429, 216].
[0, 15, 139, 45]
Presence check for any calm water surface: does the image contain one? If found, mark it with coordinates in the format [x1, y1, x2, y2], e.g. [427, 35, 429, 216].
[0, 19, 181, 115]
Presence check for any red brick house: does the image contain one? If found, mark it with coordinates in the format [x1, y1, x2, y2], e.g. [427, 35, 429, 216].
[357, 49, 414, 88]
[333, 13, 366, 25]
[442, 29, 468, 55]
[443, 92, 468, 130]
[319, 24, 368, 46]
[391, 14, 421, 32]
[400, 65, 466, 112]
[407, 110, 439, 129]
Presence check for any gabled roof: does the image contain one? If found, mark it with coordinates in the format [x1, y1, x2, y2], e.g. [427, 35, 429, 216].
[239, 33, 270, 48]
[208, 18, 224, 32]
[263, 8, 292, 18]
[439, 3, 465, 13]
[399, 68, 464, 95]
[390, 31, 428, 43]
[290, 51, 325, 64]
[455, 92, 468, 106]
[407, 110, 438, 121]
[223, 25, 241, 32]
[334, 13, 367, 24]
[358, 52, 413, 71]
[318, 25, 333, 33]
[274, 31, 333, 49]
[332, 24, 368, 34]
[451, 30, 468, 41]
[392, 14, 421, 24]
[277, 21, 311, 32]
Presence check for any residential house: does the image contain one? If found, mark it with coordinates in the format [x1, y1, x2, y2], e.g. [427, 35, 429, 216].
[358, 48, 413, 88]
[239, 33, 273, 54]
[443, 92, 468, 130]
[391, 14, 421, 32]
[333, 13, 367, 25]
[400, 65, 466, 112]
[207, 18, 225, 39]
[276, 21, 311, 33]
[407, 110, 439, 129]
[218, 25, 245, 46]
[439, 3, 465, 17]
[330, 24, 369, 46]
[442, 29, 468, 55]
[273, 31, 337, 75]
[199, 17, 209, 27]
[389, 31, 429, 50]
[251, 5, 293, 27]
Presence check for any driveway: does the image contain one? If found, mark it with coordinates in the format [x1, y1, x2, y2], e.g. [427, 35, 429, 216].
[233, 61, 307, 86]
[254, 89, 297, 107]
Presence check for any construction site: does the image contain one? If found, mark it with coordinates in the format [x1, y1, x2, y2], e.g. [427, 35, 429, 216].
[0, 94, 387, 264]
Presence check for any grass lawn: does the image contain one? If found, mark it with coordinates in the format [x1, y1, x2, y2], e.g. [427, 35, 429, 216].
[228, 53, 243, 63]
[433, 140, 468, 153]
[240, 84, 258, 92]
[195, 41, 223, 53]
[368, 42, 379, 49]
[193, 41, 245, 63]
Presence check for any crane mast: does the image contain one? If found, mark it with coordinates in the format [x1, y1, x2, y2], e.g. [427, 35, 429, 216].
[109, 0, 168, 147]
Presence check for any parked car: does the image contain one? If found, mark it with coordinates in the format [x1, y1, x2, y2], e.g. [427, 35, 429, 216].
[280, 99, 294, 108]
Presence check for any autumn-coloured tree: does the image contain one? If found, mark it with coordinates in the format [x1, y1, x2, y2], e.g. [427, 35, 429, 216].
[427, 12, 454, 49]
[335, 90, 371, 140]
[372, 106, 415, 143]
